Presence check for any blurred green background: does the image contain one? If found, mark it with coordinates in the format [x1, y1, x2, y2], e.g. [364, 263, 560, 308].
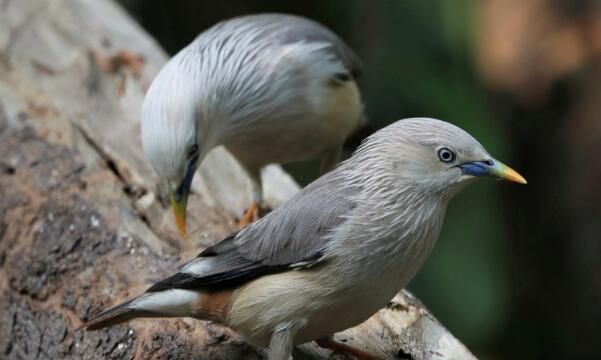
[119, 1, 601, 359]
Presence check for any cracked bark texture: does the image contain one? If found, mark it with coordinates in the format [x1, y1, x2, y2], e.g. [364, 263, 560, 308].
[0, 1, 477, 359]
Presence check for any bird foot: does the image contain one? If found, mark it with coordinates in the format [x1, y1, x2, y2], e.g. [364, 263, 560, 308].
[239, 202, 259, 228]
[238, 203, 270, 228]
[315, 337, 380, 360]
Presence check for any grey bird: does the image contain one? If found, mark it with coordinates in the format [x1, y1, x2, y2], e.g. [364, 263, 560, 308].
[141, 13, 365, 235]
[80, 118, 526, 360]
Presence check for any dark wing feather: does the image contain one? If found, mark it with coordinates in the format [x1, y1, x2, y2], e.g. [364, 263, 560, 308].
[147, 264, 276, 292]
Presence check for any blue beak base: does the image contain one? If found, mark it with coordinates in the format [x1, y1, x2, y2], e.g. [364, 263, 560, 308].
[459, 159, 527, 184]
[460, 161, 495, 178]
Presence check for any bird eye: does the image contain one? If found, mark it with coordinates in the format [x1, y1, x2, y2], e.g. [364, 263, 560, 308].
[333, 72, 351, 82]
[187, 144, 199, 160]
[437, 147, 456, 163]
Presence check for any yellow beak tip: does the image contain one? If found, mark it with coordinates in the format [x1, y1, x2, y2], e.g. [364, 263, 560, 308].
[171, 200, 188, 239]
[177, 224, 188, 238]
[501, 165, 527, 185]
[175, 218, 187, 238]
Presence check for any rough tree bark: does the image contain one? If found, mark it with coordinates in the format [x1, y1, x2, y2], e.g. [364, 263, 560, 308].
[0, 1, 477, 359]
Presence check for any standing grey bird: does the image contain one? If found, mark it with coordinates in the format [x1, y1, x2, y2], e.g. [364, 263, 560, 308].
[80, 118, 526, 360]
[141, 14, 365, 235]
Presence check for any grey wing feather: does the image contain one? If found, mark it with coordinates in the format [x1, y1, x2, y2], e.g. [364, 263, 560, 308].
[263, 14, 363, 78]
[148, 169, 357, 292]
[209, 13, 362, 78]
[228, 170, 357, 266]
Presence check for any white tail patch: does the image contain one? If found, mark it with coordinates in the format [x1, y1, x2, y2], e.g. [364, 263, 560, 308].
[180, 257, 218, 276]
[132, 289, 200, 317]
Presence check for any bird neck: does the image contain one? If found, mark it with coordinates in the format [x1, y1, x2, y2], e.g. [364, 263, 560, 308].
[327, 192, 447, 296]
[329, 166, 449, 288]
[357, 187, 446, 252]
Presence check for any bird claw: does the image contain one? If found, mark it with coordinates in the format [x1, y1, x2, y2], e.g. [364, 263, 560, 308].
[238, 203, 270, 228]
[315, 337, 381, 360]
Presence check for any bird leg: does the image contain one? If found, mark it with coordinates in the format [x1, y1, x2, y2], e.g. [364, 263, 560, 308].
[319, 146, 342, 175]
[239, 202, 260, 228]
[268, 326, 297, 360]
[239, 168, 264, 228]
[315, 337, 380, 360]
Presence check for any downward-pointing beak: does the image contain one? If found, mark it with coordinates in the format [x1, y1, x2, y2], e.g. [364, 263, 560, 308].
[169, 161, 197, 237]
[170, 192, 188, 237]
[460, 158, 527, 184]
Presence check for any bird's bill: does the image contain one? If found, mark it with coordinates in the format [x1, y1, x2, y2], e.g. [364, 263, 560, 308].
[460, 159, 527, 184]
[169, 161, 197, 237]
[171, 194, 188, 237]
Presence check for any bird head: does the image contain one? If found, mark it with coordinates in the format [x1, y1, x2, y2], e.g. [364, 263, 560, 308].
[141, 65, 206, 237]
[355, 118, 526, 201]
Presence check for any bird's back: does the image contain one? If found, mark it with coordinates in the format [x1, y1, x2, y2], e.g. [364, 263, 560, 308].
[195, 14, 362, 76]
[176, 14, 364, 156]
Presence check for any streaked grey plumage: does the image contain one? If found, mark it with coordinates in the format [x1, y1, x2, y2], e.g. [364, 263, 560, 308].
[204, 14, 362, 78]
[82, 118, 526, 360]
[141, 13, 365, 233]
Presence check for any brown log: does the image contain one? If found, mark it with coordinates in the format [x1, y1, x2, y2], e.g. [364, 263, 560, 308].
[0, 1, 477, 359]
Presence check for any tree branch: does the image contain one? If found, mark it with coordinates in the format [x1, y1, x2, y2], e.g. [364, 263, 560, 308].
[0, 0, 477, 359]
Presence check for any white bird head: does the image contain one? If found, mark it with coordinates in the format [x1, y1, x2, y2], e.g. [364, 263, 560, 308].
[141, 58, 207, 236]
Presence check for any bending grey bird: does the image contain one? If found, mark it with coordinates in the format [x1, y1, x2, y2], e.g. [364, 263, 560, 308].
[80, 118, 526, 359]
[141, 14, 365, 235]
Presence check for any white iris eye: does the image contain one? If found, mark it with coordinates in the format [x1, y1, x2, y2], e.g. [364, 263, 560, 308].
[437, 147, 456, 163]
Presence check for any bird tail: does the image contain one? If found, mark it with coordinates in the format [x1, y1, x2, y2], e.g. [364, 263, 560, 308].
[77, 289, 204, 331]
[77, 297, 155, 331]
